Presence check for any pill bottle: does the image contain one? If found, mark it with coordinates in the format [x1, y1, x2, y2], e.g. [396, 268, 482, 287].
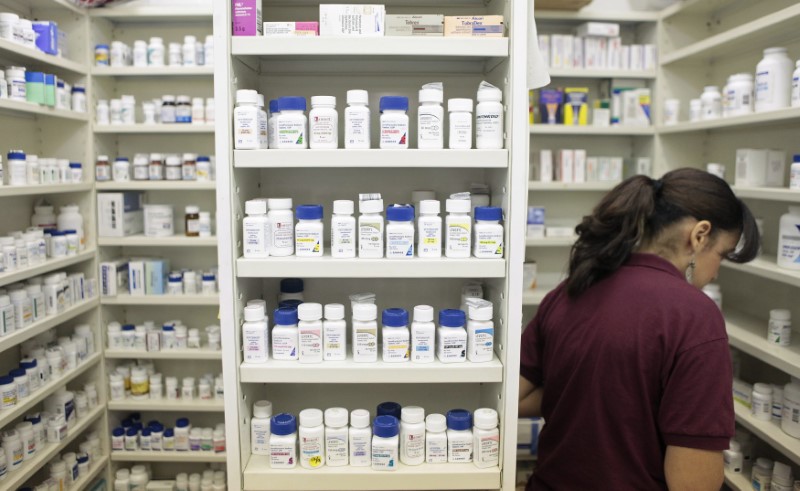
[724, 440, 743, 473]
[148, 37, 165, 66]
[768, 309, 792, 347]
[206, 98, 215, 123]
[309, 96, 339, 149]
[96, 99, 109, 125]
[131, 40, 146, 66]
[400, 406, 425, 466]
[782, 379, 800, 437]
[473, 206, 504, 259]
[752, 383, 773, 421]
[71, 85, 86, 112]
[272, 307, 299, 361]
[267, 99, 279, 149]
[345, 90, 370, 149]
[161, 96, 176, 124]
[298, 303, 323, 364]
[349, 409, 372, 467]
[386, 204, 415, 259]
[6, 67, 25, 101]
[295, 205, 324, 257]
[323, 303, 346, 361]
[299, 408, 325, 469]
[466, 298, 494, 362]
[8, 150, 27, 185]
[182, 35, 197, 65]
[727, 73, 754, 117]
[778, 206, 800, 270]
[411, 305, 435, 364]
[268, 198, 294, 257]
[448, 98, 474, 149]
[790, 154, 800, 190]
[358, 197, 384, 258]
[0, 375, 16, 409]
[110, 157, 129, 182]
[688, 98, 702, 122]
[415, 199, 443, 258]
[473, 408, 499, 468]
[276, 96, 308, 149]
[446, 198, 472, 258]
[352, 303, 378, 363]
[165, 155, 182, 180]
[129, 154, 147, 181]
[437, 309, 467, 363]
[424, 413, 448, 464]
[234, 89, 259, 150]
[446, 409, 473, 463]
[182, 153, 197, 181]
[331, 200, 356, 258]
[149, 153, 164, 180]
[418, 84, 444, 149]
[196, 156, 212, 181]
[476, 81, 503, 149]
[243, 199, 270, 258]
[185, 206, 201, 237]
[772, 461, 793, 491]
[257, 94, 268, 149]
[324, 407, 349, 467]
[752, 458, 774, 490]
[372, 415, 399, 471]
[700, 86, 722, 120]
[756, 47, 793, 113]
[379, 96, 409, 149]
[382, 308, 410, 363]
[270, 413, 297, 468]
[243, 304, 268, 363]
[192, 97, 205, 124]
[251, 400, 273, 456]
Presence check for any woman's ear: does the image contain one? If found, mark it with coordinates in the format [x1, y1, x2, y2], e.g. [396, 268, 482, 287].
[690, 220, 713, 252]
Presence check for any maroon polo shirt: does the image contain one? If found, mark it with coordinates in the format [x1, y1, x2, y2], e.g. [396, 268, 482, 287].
[521, 253, 733, 490]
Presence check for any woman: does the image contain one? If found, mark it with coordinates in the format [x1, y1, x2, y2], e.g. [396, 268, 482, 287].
[518, 168, 759, 490]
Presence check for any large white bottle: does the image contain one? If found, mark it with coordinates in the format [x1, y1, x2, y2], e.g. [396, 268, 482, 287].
[242, 304, 268, 363]
[778, 206, 800, 270]
[475, 81, 503, 150]
[331, 200, 356, 258]
[755, 47, 793, 113]
[243, 199, 270, 258]
[417, 200, 442, 258]
[345, 90, 371, 149]
[358, 197, 384, 259]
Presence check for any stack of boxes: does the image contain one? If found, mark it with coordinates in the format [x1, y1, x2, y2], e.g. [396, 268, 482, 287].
[539, 22, 656, 71]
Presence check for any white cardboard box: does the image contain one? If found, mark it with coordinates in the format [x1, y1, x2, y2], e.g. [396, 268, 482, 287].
[576, 22, 620, 38]
[767, 150, 786, 187]
[735, 148, 769, 187]
[320, 5, 386, 37]
[128, 259, 146, 296]
[556, 149, 575, 183]
[573, 149, 587, 183]
[98, 192, 144, 237]
[100, 258, 129, 297]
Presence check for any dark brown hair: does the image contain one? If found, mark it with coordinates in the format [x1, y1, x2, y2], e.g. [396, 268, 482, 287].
[566, 168, 760, 297]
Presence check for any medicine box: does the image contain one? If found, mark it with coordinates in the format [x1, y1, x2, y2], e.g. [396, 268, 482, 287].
[320, 5, 386, 37]
[563, 88, 589, 126]
[232, 0, 263, 36]
[576, 22, 620, 38]
[386, 15, 443, 36]
[517, 417, 544, 457]
[128, 259, 146, 296]
[145, 259, 170, 295]
[98, 192, 144, 237]
[733, 378, 753, 408]
[527, 207, 545, 238]
[574, 149, 587, 183]
[556, 150, 575, 183]
[735, 148, 769, 187]
[100, 258, 129, 297]
[538, 149, 553, 182]
[32, 21, 58, 55]
[767, 150, 786, 187]
[444, 16, 504, 37]
[263, 22, 319, 37]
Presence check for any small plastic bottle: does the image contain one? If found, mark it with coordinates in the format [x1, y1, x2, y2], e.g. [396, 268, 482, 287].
[309, 96, 339, 149]
[472, 408, 499, 468]
[425, 413, 448, 464]
[350, 409, 372, 467]
[352, 303, 378, 363]
[257, 94, 268, 149]
[700, 86, 722, 120]
[358, 197, 384, 259]
[466, 298, 494, 362]
[385, 204, 415, 259]
[476, 81, 503, 149]
[148, 37, 165, 66]
[324, 407, 349, 467]
[242, 304, 268, 363]
[372, 415, 399, 471]
[234, 90, 260, 150]
[382, 308, 410, 363]
[768, 309, 791, 347]
[755, 47, 793, 113]
[276, 96, 308, 149]
[411, 305, 435, 364]
[267, 198, 294, 257]
[724, 440, 743, 473]
[379, 96, 409, 149]
[295, 205, 324, 257]
[448, 98, 474, 149]
[778, 206, 800, 270]
[267, 99, 279, 149]
[299, 408, 325, 469]
[323, 303, 347, 361]
[298, 303, 323, 364]
[269, 413, 297, 468]
[437, 309, 467, 363]
[473, 206, 504, 259]
[331, 200, 356, 258]
[790, 154, 800, 190]
[752, 383, 773, 421]
[345, 90, 370, 149]
[418, 84, 444, 149]
[446, 198, 472, 258]
[447, 409, 473, 463]
[793, 61, 800, 108]
[417, 200, 442, 258]
[272, 307, 299, 361]
[400, 406, 425, 466]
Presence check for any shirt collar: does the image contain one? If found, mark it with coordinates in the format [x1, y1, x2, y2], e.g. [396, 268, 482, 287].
[625, 253, 684, 280]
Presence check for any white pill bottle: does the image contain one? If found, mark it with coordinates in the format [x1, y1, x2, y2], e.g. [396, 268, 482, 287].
[475, 81, 503, 149]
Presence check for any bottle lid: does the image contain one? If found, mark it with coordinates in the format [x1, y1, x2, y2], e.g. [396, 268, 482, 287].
[324, 303, 345, 321]
[413, 305, 434, 323]
[382, 308, 408, 327]
[425, 413, 446, 432]
[324, 407, 348, 427]
[185, 206, 200, 214]
[376, 401, 401, 419]
[257, 94, 265, 107]
[419, 88, 443, 104]
[10, 368, 25, 378]
[419, 200, 440, 215]
[347, 89, 369, 105]
[7, 151, 25, 160]
[380, 96, 409, 112]
[269, 99, 279, 113]
[280, 278, 304, 294]
[274, 307, 298, 326]
[236, 89, 258, 105]
[112, 427, 124, 437]
[350, 409, 370, 428]
[440, 309, 466, 327]
[243, 305, 264, 322]
[373, 415, 399, 438]
[754, 383, 773, 395]
[770, 309, 791, 321]
[296, 204, 323, 220]
[298, 302, 322, 321]
[473, 408, 498, 429]
[446, 199, 471, 214]
[299, 408, 323, 428]
[446, 409, 472, 430]
[755, 457, 773, 471]
[764, 47, 788, 55]
[267, 198, 293, 210]
[253, 400, 273, 418]
[353, 303, 377, 321]
[333, 200, 354, 215]
[164, 428, 174, 437]
[25, 71, 45, 83]
[359, 199, 384, 214]
[126, 427, 138, 436]
[475, 206, 502, 221]
[477, 81, 502, 102]
[386, 204, 414, 222]
[793, 154, 800, 162]
[448, 98, 474, 113]
[278, 96, 307, 112]
[122, 324, 135, 331]
[703, 85, 719, 92]
[0, 375, 13, 386]
[271, 413, 297, 436]
[401, 406, 425, 424]
[311, 95, 336, 107]
[466, 298, 493, 321]
[176, 417, 190, 428]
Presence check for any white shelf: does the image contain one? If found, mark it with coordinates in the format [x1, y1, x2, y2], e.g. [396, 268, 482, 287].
[98, 235, 218, 247]
[72, 457, 110, 490]
[234, 149, 509, 169]
[0, 298, 99, 354]
[534, 9, 660, 22]
[108, 399, 224, 412]
[101, 294, 219, 306]
[528, 181, 618, 191]
[94, 124, 215, 134]
[724, 469, 751, 491]
[0, 352, 101, 430]
[530, 125, 654, 136]
[0, 181, 93, 197]
[1, 404, 105, 491]
[111, 451, 226, 463]
[661, 3, 800, 65]
[240, 355, 503, 384]
[526, 236, 576, 247]
[28, 0, 86, 15]
[96, 181, 216, 191]
[0, 38, 86, 74]
[522, 288, 553, 307]
[660, 0, 730, 19]
[92, 66, 214, 77]
[726, 311, 800, 380]
[236, 256, 506, 278]
[104, 349, 222, 360]
[0, 98, 89, 121]
[0, 248, 96, 288]
[88, 6, 212, 20]
[243, 456, 500, 491]
[733, 402, 800, 466]
[721, 256, 800, 288]
[658, 107, 800, 134]
[733, 186, 800, 203]
[547, 68, 656, 79]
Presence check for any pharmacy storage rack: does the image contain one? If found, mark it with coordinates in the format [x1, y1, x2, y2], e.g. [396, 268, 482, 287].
[213, 0, 530, 490]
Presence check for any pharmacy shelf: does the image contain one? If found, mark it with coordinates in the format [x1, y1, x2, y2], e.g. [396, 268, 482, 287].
[243, 456, 500, 491]
[236, 256, 506, 278]
[547, 68, 656, 79]
[529, 125, 654, 136]
[111, 451, 226, 463]
[0, 248, 96, 289]
[97, 181, 217, 191]
[0, 181, 93, 197]
[92, 66, 214, 77]
[72, 456, 110, 491]
[0, 352, 101, 430]
[1, 404, 105, 491]
[661, 3, 800, 65]
[721, 256, 800, 289]
[660, 0, 732, 19]
[522, 288, 553, 307]
[232, 37, 509, 60]
[233, 149, 509, 169]
[723, 469, 750, 491]
[108, 399, 224, 412]
[0, 38, 87, 74]
[733, 187, 800, 203]
[725, 310, 800, 380]
[94, 124, 215, 134]
[88, 6, 212, 20]
[100, 294, 219, 306]
[240, 355, 503, 384]
[28, 0, 86, 15]
[526, 236, 576, 247]
[658, 107, 800, 134]
[98, 235, 217, 247]
[534, 9, 660, 23]
[0, 298, 99, 354]
[733, 402, 800, 466]
[528, 181, 618, 191]
[104, 349, 222, 360]
[0, 98, 90, 121]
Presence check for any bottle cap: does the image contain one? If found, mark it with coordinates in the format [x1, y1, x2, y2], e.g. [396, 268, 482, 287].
[299, 408, 323, 428]
[473, 408, 498, 429]
[324, 303, 345, 320]
[296, 204, 323, 220]
[311, 95, 336, 107]
[446, 199, 471, 214]
[278, 96, 307, 112]
[419, 200, 440, 215]
[446, 409, 472, 430]
[426, 414, 446, 432]
[413, 305, 434, 323]
[269, 100, 279, 113]
[298, 302, 322, 321]
[280, 278, 304, 294]
[236, 90, 258, 105]
[359, 199, 384, 214]
[271, 413, 296, 436]
[477, 82, 502, 102]
[386, 204, 414, 222]
[274, 307, 298, 326]
[771, 309, 791, 321]
[185, 206, 200, 214]
[324, 407, 348, 427]
[350, 409, 370, 428]
[418, 88, 443, 104]
[353, 303, 377, 321]
[267, 198, 293, 210]
[376, 401, 401, 419]
[333, 200, 354, 215]
[448, 98, 474, 113]
[243, 305, 264, 322]
[382, 308, 408, 327]
[475, 206, 502, 221]
[347, 89, 369, 105]
[401, 406, 425, 424]
[279, 299, 303, 309]
[466, 298, 493, 321]
[373, 415, 399, 438]
[439, 309, 466, 327]
[379, 96, 409, 112]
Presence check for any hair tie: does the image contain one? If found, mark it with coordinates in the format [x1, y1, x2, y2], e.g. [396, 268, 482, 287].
[652, 179, 664, 194]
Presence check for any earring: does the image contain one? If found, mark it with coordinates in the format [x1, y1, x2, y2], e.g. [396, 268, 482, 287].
[685, 256, 696, 283]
